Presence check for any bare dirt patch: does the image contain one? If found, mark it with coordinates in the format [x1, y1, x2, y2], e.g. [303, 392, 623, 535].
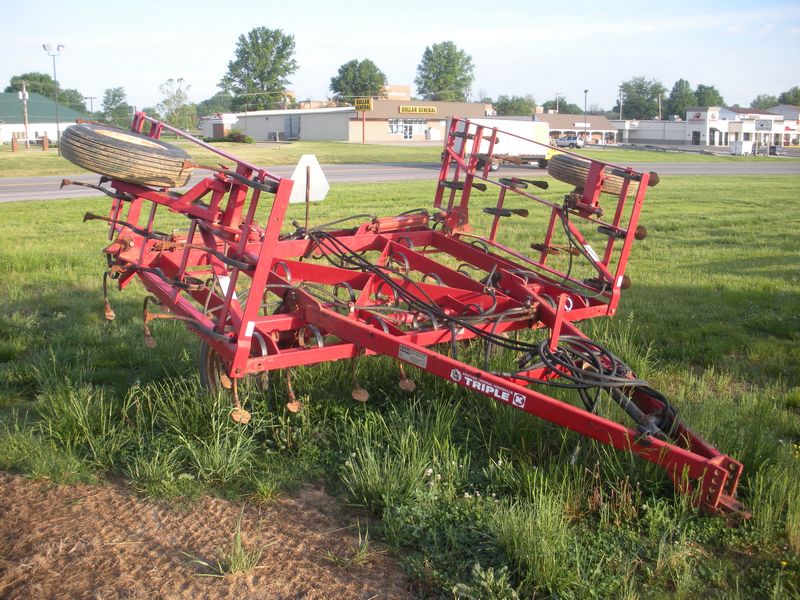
[0, 472, 415, 599]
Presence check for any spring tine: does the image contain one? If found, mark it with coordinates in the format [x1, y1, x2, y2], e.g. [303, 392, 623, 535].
[285, 369, 302, 413]
[142, 296, 158, 348]
[398, 363, 416, 392]
[102, 272, 116, 321]
[229, 379, 252, 424]
[351, 356, 369, 402]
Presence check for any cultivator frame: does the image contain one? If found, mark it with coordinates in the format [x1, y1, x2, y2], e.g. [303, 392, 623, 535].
[69, 113, 748, 517]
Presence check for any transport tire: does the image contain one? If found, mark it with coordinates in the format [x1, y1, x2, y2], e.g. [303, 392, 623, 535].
[538, 158, 548, 168]
[61, 123, 193, 187]
[546, 153, 626, 196]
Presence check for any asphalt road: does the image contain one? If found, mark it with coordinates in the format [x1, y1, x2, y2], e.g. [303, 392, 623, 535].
[1, 160, 798, 203]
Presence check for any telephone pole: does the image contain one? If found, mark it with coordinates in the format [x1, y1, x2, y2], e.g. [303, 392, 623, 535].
[20, 81, 30, 148]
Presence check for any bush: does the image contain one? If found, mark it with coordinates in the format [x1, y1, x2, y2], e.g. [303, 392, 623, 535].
[203, 130, 255, 144]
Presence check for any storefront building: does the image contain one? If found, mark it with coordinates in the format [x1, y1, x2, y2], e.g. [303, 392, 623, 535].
[348, 98, 492, 143]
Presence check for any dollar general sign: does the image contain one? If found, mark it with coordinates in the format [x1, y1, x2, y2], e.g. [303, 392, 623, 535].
[354, 98, 373, 111]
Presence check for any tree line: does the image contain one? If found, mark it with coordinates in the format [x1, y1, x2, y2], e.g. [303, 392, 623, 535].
[5, 26, 800, 130]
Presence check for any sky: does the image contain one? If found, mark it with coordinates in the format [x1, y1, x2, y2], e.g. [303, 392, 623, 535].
[2, 0, 799, 113]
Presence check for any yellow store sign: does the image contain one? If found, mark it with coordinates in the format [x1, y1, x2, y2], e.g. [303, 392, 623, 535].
[399, 105, 437, 114]
[354, 98, 373, 111]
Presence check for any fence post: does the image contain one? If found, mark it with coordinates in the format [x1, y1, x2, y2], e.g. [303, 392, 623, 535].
[42, 134, 49, 151]
[11, 137, 18, 153]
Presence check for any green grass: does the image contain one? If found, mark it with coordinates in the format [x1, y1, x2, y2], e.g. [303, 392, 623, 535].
[577, 147, 795, 163]
[1, 138, 794, 178]
[185, 513, 268, 577]
[0, 176, 798, 597]
[0, 140, 442, 177]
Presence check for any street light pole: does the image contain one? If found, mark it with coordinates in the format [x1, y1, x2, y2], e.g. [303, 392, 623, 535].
[584, 89, 588, 144]
[554, 92, 561, 113]
[42, 43, 64, 155]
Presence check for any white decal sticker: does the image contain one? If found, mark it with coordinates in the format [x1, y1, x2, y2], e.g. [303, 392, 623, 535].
[399, 345, 428, 369]
[245, 321, 255, 337]
[584, 244, 600, 263]
[616, 275, 624, 288]
[449, 369, 526, 408]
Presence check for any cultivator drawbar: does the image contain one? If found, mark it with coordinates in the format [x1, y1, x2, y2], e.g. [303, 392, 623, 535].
[62, 114, 749, 517]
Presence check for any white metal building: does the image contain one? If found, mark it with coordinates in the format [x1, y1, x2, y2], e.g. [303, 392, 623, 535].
[201, 107, 356, 142]
[611, 106, 793, 148]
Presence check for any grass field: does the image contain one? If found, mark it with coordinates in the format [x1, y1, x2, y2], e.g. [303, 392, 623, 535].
[0, 138, 792, 178]
[0, 175, 798, 598]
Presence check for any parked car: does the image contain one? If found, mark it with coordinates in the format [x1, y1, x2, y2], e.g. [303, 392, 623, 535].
[768, 145, 787, 156]
[555, 135, 585, 149]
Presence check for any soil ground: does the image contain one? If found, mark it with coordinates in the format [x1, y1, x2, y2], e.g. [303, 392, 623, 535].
[0, 473, 415, 599]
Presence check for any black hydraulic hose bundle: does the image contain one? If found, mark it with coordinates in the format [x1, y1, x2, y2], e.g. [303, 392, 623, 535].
[302, 225, 677, 437]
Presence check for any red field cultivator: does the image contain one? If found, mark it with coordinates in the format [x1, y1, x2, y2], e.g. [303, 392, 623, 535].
[61, 114, 749, 517]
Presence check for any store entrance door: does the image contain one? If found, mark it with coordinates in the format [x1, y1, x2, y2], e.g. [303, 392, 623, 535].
[403, 124, 413, 140]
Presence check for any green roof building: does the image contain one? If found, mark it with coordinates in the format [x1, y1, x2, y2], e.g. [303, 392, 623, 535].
[0, 92, 88, 144]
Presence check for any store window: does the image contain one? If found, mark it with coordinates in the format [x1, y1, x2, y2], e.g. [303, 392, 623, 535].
[388, 118, 426, 139]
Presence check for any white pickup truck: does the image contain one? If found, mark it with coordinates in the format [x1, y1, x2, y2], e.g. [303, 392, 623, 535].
[450, 118, 556, 170]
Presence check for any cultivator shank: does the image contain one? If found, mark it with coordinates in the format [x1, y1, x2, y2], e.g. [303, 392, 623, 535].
[66, 113, 748, 517]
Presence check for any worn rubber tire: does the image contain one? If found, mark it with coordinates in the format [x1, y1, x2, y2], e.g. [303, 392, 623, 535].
[61, 123, 193, 187]
[547, 154, 625, 196]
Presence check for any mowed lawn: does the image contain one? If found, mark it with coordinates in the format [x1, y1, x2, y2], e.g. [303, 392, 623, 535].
[0, 174, 798, 598]
[0, 137, 793, 178]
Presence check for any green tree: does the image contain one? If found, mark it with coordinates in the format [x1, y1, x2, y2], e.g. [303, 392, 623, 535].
[541, 97, 582, 114]
[58, 88, 87, 112]
[101, 87, 133, 127]
[197, 92, 234, 116]
[220, 27, 298, 111]
[493, 94, 536, 116]
[778, 86, 800, 105]
[750, 94, 778, 110]
[615, 76, 667, 119]
[694, 84, 724, 107]
[665, 79, 696, 119]
[5, 72, 57, 96]
[329, 59, 387, 102]
[414, 41, 474, 101]
[156, 78, 197, 131]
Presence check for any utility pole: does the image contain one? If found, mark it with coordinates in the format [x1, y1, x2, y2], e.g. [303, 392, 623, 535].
[554, 92, 561, 113]
[618, 89, 624, 120]
[84, 96, 97, 120]
[20, 81, 30, 148]
[584, 89, 589, 143]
